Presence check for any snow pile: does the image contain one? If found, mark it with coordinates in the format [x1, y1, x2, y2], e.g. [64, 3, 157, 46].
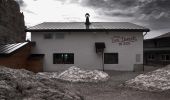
[58, 66, 109, 82]
[36, 72, 59, 79]
[124, 65, 170, 92]
[0, 66, 83, 100]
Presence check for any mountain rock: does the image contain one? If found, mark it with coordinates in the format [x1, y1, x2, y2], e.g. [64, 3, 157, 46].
[0, 0, 25, 44]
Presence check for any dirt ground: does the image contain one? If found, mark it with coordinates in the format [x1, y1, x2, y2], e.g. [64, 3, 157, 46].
[59, 66, 170, 100]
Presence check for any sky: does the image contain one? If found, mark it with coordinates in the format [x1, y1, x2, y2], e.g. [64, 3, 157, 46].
[15, 0, 170, 39]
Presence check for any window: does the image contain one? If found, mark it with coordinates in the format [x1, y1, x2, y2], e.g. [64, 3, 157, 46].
[55, 33, 64, 39]
[44, 33, 53, 39]
[148, 54, 155, 60]
[136, 54, 141, 62]
[53, 53, 74, 64]
[104, 53, 118, 64]
[161, 54, 170, 61]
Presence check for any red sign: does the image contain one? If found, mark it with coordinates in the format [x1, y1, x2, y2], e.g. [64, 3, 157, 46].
[111, 36, 137, 45]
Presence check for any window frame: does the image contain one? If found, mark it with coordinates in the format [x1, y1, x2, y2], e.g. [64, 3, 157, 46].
[55, 33, 65, 39]
[136, 54, 141, 62]
[148, 54, 155, 60]
[160, 54, 170, 61]
[44, 33, 53, 39]
[104, 53, 118, 64]
[53, 53, 74, 64]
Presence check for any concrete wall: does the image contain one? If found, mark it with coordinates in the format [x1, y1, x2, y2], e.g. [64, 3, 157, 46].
[31, 31, 143, 71]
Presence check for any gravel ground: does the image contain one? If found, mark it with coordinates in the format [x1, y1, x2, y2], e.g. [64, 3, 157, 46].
[59, 66, 170, 100]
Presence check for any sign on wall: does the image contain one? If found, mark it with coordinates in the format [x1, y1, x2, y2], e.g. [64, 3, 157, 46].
[111, 36, 137, 46]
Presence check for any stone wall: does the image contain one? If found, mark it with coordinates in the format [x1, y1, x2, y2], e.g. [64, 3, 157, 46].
[0, 0, 25, 44]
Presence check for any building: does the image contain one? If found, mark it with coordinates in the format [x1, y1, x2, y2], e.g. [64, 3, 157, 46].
[0, 42, 43, 72]
[144, 32, 170, 66]
[26, 14, 149, 71]
[0, 0, 25, 44]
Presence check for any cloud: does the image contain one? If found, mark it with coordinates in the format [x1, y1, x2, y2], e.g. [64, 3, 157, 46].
[56, 0, 170, 18]
[24, 9, 37, 15]
[14, 0, 26, 7]
[78, 0, 170, 18]
[69, 0, 170, 30]
[135, 0, 170, 30]
[14, 0, 38, 15]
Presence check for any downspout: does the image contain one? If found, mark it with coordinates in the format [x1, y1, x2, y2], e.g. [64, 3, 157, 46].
[143, 32, 148, 71]
[102, 51, 104, 71]
[143, 32, 148, 37]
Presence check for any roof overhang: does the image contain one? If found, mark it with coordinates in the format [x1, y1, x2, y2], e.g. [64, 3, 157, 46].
[144, 47, 170, 52]
[95, 42, 106, 53]
[28, 54, 45, 60]
[95, 42, 106, 49]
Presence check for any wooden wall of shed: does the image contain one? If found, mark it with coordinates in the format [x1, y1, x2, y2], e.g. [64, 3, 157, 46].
[0, 44, 31, 69]
[0, 43, 43, 72]
[26, 57, 43, 73]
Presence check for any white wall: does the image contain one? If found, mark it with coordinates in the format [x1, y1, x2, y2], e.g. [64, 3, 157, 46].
[31, 31, 143, 71]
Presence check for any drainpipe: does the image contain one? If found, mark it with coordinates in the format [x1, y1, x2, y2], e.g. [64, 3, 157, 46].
[143, 32, 148, 37]
[143, 32, 148, 71]
[102, 51, 104, 71]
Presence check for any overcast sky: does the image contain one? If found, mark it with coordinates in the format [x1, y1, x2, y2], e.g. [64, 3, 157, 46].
[15, 0, 170, 39]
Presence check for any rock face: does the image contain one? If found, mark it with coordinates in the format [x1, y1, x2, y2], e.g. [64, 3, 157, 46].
[0, 66, 83, 100]
[0, 0, 25, 44]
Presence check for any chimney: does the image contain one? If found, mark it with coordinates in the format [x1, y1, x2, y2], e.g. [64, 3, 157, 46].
[85, 13, 91, 26]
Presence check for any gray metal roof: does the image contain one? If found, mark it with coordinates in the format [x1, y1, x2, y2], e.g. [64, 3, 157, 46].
[0, 42, 28, 56]
[145, 32, 170, 41]
[26, 22, 150, 32]
[154, 32, 170, 39]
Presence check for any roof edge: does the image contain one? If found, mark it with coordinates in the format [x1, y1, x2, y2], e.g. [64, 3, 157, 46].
[0, 42, 36, 57]
[25, 29, 150, 32]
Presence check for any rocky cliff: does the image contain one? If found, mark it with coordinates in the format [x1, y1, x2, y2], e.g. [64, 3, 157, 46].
[0, 0, 25, 44]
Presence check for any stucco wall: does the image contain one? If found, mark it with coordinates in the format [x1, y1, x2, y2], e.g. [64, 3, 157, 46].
[31, 31, 143, 71]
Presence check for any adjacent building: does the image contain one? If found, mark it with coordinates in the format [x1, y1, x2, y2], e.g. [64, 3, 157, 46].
[144, 32, 170, 66]
[0, 42, 44, 72]
[26, 14, 149, 71]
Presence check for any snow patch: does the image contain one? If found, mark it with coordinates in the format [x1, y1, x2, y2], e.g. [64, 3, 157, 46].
[57, 66, 109, 82]
[36, 72, 59, 79]
[124, 65, 170, 92]
[0, 66, 82, 100]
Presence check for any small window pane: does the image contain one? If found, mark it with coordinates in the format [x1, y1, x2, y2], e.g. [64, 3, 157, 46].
[104, 53, 118, 64]
[53, 53, 74, 64]
[161, 54, 170, 61]
[55, 34, 64, 39]
[162, 55, 165, 60]
[44, 33, 53, 39]
[166, 55, 170, 60]
[148, 54, 155, 60]
[136, 54, 141, 62]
